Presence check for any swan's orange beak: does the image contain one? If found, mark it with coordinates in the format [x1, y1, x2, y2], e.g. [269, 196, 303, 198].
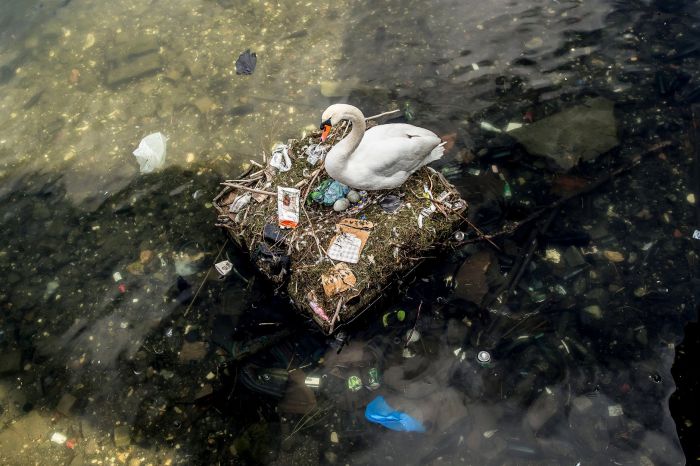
[321, 124, 332, 142]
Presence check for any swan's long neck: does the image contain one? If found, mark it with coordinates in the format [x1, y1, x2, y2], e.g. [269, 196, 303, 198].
[325, 107, 366, 175]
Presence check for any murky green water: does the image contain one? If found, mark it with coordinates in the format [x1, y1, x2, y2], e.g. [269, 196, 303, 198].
[1, 0, 698, 464]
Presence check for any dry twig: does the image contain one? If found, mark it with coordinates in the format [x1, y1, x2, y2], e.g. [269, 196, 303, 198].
[184, 239, 229, 317]
[221, 182, 277, 196]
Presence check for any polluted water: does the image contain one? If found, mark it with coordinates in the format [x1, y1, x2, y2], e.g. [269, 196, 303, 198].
[0, 0, 699, 465]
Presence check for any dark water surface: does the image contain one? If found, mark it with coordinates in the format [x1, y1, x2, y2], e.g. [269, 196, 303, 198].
[1, 0, 698, 464]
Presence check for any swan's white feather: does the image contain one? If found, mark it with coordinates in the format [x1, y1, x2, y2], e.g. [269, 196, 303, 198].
[325, 112, 445, 190]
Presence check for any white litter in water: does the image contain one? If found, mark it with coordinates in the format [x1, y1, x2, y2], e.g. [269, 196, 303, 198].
[471, 63, 480, 71]
[608, 404, 624, 417]
[693, 230, 700, 240]
[133, 132, 167, 173]
[480, 121, 502, 133]
[50, 432, 67, 444]
[215, 260, 233, 276]
[505, 122, 523, 132]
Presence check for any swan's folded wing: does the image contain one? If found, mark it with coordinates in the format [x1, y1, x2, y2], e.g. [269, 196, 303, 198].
[358, 124, 443, 176]
[364, 123, 440, 142]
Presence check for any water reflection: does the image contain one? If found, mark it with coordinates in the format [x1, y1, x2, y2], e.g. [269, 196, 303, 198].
[0, 0, 697, 464]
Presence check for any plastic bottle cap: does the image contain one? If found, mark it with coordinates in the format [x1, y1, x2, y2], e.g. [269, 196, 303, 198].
[477, 350, 491, 364]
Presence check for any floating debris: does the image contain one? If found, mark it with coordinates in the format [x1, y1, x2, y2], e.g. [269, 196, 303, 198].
[235, 49, 257, 75]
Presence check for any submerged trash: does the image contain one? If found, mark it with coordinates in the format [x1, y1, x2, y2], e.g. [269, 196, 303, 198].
[505, 122, 523, 132]
[477, 350, 492, 366]
[405, 329, 421, 344]
[240, 365, 288, 398]
[214, 260, 233, 276]
[270, 144, 292, 172]
[365, 396, 426, 432]
[453, 250, 493, 305]
[227, 329, 293, 362]
[509, 97, 618, 171]
[382, 309, 406, 327]
[133, 132, 167, 173]
[479, 121, 502, 133]
[367, 367, 381, 390]
[235, 49, 257, 75]
[304, 375, 322, 390]
[50, 432, 68, 444]
[277, 187, 300, 229]
[347, 375, 363, 392]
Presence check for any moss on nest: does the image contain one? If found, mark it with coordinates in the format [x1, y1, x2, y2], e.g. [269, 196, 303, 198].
[214, 123, 467, 334]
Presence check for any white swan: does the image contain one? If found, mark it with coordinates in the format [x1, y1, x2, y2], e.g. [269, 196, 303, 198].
[319, 104, 445, 190]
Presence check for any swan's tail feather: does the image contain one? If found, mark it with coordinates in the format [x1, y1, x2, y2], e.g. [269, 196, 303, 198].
[422, 141, 446, 167]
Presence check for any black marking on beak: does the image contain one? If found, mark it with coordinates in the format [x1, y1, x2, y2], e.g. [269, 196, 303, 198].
[319, 118, 332, 129]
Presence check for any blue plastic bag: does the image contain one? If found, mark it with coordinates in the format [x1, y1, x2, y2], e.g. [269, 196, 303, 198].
[310, 179, 349, 206]
[364, 396, 426, 432]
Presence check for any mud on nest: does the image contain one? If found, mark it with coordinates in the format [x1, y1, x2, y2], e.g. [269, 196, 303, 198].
[214, 120, 467, 334]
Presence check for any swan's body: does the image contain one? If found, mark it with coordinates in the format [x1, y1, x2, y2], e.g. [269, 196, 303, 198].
[320, 104, 445, 190]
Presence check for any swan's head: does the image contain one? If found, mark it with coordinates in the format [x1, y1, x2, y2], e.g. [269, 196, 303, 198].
[319, 104, 354, 142]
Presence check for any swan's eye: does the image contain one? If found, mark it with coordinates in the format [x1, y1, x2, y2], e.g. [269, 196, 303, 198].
[319, 118, 332, 130]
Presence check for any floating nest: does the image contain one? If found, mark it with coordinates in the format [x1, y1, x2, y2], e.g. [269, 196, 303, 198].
[214, 117, 467, 334]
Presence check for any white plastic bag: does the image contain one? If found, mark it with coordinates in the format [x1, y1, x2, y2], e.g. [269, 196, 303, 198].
[133, 132, 167, 173]
[270, 144, 292, 172]
[305, 144, 327, 166]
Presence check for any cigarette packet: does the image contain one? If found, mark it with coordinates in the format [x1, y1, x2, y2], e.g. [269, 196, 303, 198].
[277, 186, 300, 229]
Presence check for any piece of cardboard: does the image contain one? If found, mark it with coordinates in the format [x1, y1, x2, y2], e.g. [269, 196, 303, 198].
[321, 263, 357, 297]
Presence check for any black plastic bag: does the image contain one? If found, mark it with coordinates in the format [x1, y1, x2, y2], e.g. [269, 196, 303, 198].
[236, 49, 257, 75]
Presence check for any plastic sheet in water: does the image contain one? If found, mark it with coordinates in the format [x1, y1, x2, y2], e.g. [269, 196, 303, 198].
[133, 132, 166, 173]
[365, 396, 426, 432]
[235, 49, 257, 75]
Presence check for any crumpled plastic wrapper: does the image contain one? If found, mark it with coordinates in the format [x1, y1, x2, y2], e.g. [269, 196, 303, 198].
[270, 144, 292, 172]
[133, 132, 167, 173]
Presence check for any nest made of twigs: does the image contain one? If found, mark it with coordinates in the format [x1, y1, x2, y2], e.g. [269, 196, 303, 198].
[214, 119, 467, 334]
